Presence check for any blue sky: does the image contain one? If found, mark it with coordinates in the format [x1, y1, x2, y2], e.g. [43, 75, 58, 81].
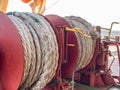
[6, 0, 120, 30]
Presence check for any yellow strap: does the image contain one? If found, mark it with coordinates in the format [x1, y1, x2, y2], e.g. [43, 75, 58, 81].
[75, 28, 92, 38]
[66, 27, 92, 39]
[0, 0, 1, 3]
[66, 27, 77, 32]
[0, 0, 8, 13]
[0, 0, 3, 10]
[29, 0, 46, 14]
[67, 44, 75, 47]
[38, 0, 46, 14]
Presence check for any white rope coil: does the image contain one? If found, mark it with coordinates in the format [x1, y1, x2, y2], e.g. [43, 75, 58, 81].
[65, 16, 99, 71]
[13, 13, 43, 88]
[7, 12, 98, 89]
[8, 15, 34, 86]
[25, 13, 59, 90]
[7, 12, 58, 90]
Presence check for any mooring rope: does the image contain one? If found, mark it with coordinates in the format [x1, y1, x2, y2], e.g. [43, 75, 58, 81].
[8, 15, 34, 86]
[7, 12, 58, 90]
[7, 12, 99, 89]
[13, 13, 43, 88]
[65, 16, 99, 71]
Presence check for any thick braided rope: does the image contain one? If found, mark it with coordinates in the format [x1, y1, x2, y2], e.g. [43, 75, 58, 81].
[8, 14, 35, 86]
[65, 16, 98, 71]
[65, 16, 92, 71]
[20, 13, 43, 88]
[8, 12, 58, 90]
[25, 13, 58, 90]
[22, 13, 58, 89]
[11, 12, 43, 88]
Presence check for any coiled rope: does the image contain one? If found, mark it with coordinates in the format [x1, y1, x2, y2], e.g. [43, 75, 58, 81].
[65, 16, 99, 71]
[7, 12, 58, 90]
[7, 12, 98, 89]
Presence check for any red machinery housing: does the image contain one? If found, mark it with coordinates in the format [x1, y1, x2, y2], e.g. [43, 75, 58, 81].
[0, 12, 120, 90]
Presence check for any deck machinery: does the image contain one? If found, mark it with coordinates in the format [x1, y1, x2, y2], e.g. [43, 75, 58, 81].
[0, 0, 120, 90]
[0, 12, 120, 90]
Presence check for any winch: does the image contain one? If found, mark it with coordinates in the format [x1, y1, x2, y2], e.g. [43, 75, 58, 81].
[0, 0, 120, 90]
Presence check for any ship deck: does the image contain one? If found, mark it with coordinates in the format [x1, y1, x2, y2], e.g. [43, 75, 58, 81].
[74, 83, 120, 90]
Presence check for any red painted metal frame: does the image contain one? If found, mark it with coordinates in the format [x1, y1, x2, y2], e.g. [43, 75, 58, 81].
[75, 27, 115, 87]
[45, 15, 79, 78]
[0, 12, 24, 90]
[103, 41, 120, 83]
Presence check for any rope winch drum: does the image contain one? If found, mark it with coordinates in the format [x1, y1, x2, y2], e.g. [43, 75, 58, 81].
[0, 12, 98, 90]
[64, 16, 98, 71]
[7, 12, 59, 90]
